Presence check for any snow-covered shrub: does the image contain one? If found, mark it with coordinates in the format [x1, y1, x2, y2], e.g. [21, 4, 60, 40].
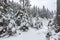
[0, 27, 7, 35]
[19, 15, 29, 32]
[7, 19, 16, 36]
[30, 17, 43, 30]
[46, 31, 52, 40]
[20, 25, 29, 32]
[15, 19, 21, 26]
[7, 27, 16, 36]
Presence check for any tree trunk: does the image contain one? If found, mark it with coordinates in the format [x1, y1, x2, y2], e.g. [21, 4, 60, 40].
[57, 0, 60, 26]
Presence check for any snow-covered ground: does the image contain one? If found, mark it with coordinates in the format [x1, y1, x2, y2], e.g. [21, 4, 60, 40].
[0, 18, 47, 40]
[0, 17, 59, 40]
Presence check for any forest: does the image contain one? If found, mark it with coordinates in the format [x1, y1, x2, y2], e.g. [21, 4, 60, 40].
[0, 0, 59, 40]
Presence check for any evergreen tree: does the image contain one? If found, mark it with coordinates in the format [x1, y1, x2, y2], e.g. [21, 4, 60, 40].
[0, 0, 10, 13]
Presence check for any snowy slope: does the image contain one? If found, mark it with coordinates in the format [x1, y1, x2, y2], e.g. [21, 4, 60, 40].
[0, 17, 59, 40]
[0, 18, 49, 40]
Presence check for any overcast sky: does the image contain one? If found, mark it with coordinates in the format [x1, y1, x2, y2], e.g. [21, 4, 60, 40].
[10, 0, 56, 11]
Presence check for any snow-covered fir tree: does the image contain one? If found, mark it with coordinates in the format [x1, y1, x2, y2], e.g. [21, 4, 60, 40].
[0, 1, 57, 40]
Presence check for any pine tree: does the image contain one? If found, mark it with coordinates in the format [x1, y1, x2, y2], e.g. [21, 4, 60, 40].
[0, 0, 9, 13]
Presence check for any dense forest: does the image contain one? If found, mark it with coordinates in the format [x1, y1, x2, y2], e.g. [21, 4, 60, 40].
[0, 0, 59, 40]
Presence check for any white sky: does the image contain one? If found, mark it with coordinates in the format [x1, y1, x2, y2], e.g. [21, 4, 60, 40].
[10, 0, 57, 11]
[30, 0, 57, 11]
